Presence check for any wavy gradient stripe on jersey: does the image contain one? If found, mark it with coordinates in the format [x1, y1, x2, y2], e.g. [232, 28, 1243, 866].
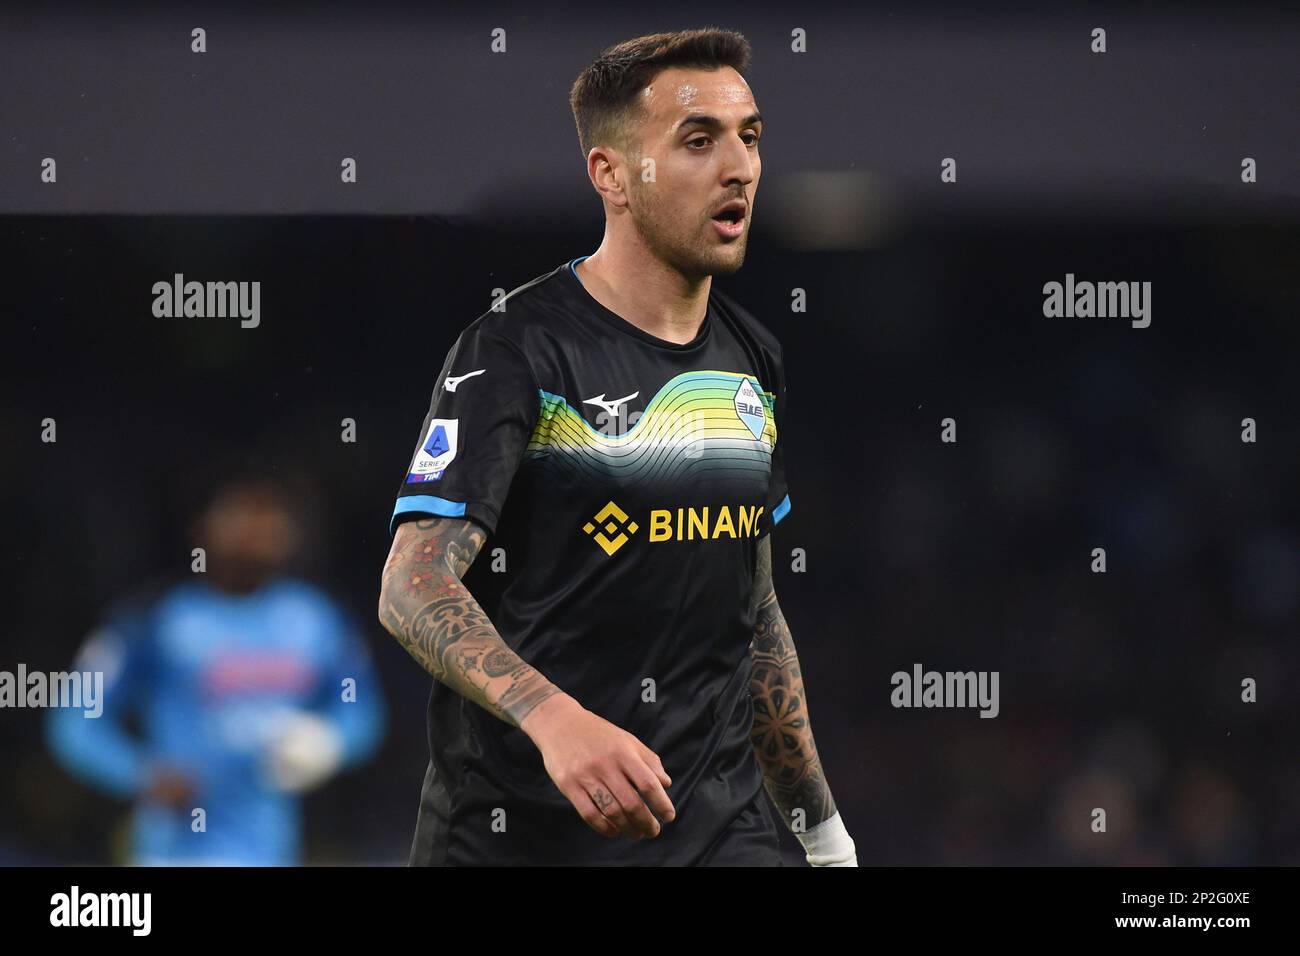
[526, 369, 776, 486]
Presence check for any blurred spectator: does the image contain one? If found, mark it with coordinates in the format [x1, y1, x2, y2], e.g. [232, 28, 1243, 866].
[46, 477, 386, 865]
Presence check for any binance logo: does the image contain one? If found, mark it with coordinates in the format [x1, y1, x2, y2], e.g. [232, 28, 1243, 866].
[583, 501, 766, 555]
[583, 501, 639, 556]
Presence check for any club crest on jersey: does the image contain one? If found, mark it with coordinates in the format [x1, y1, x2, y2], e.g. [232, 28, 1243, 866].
[405, 418, 459, 483]
[733, 377, 767, 441]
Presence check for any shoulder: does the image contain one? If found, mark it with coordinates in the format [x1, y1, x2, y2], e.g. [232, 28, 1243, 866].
[264, 577, 345, 618]
[106, 575, 184, 630]
[710, 284, 786, 385]
[711, 285, 783, 354]
[455, 261, 572, 355]
[257, 578, 357, 650]
[76, 576, 179, 668]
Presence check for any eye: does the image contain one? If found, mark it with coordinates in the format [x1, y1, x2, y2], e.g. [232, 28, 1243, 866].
[687, 133, 760, 149]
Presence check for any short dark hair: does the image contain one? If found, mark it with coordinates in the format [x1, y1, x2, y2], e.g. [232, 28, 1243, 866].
[569, 28, 752, 160]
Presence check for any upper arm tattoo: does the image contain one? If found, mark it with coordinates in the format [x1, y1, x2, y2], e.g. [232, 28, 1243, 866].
[749, 533, 777, 623]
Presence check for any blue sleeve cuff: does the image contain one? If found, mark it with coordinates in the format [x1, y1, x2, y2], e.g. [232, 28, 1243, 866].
[772, 493, 791, 525]
[390, 495, 468, 536]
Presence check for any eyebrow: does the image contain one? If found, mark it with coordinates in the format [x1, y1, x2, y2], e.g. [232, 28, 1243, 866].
[675, 111, 763, 134]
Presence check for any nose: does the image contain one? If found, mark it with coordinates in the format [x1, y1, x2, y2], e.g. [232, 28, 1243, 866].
[719, 133, 757, 188]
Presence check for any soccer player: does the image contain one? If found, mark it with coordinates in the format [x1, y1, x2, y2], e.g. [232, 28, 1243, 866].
[379, 28, 855, 866]
[48, 477, 386, 865]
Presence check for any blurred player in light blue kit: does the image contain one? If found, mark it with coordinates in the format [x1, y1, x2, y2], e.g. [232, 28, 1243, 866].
[47, 477, 386, 864]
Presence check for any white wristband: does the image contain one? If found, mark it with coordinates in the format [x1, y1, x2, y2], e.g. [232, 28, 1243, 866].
[795, 811, 857, 866]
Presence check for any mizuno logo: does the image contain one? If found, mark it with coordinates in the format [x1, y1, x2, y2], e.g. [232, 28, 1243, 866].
[444, 369, 486, 392]
[582, 391, 639, 419]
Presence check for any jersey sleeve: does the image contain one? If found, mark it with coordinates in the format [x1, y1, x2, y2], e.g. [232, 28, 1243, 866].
[389, 321, 540, 537]
[761, 342, 792, 537]
[45, 599, 158, 797]
[308, 598, 386, 767]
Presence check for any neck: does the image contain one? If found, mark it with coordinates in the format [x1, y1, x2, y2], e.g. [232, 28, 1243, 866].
[576, 234, 711, 346]
[207, 566, 272, 596]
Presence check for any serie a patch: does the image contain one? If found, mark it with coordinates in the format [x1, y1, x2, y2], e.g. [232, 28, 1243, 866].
[406, 418, 459, 483]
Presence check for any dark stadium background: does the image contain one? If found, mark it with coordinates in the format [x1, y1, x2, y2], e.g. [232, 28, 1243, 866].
[0, 2, 1296, 865]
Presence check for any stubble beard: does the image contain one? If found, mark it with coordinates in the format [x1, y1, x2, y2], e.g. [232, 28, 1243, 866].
[628, 178, 748, 281]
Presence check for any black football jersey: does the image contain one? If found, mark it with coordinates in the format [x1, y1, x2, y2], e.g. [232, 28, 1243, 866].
[390, 256, 792, 864]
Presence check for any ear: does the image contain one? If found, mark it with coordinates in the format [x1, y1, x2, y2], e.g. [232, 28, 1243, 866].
[586, 145, 630, 210]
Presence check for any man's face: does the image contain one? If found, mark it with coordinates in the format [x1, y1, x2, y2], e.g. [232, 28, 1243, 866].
[203, 489, 298, 590]
[623, 65, 762, 280]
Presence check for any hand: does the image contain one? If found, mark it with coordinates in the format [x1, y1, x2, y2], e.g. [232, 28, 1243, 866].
[263, 710, 346, 793]
[521, 694, 676, 840]
[143, 768, 195, 808]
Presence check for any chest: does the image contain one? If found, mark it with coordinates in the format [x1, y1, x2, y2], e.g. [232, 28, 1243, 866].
[155, 598, 327, 701]
[525, 366, 775, 491]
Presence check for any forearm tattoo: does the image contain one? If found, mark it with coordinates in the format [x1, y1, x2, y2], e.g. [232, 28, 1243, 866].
[378, 516, 560, 728]
[748, 536, 838, 828]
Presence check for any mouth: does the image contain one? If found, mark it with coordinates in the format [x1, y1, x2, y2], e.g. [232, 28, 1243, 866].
[710, 200, 748, 240]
